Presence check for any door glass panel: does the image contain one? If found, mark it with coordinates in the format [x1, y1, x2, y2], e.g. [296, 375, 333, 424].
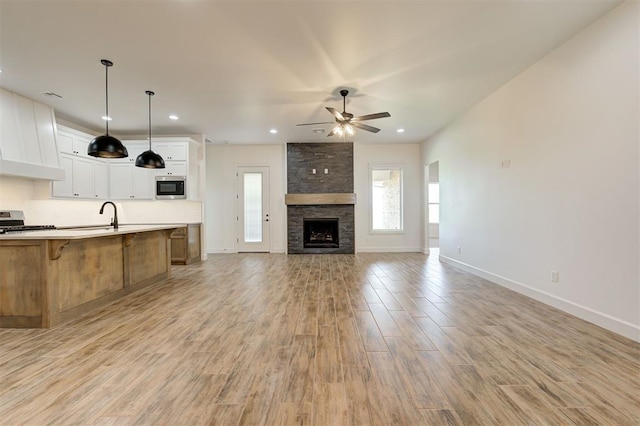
[244, 172, 263, 242]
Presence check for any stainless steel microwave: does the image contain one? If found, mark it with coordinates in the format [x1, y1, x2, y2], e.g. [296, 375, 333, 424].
[155, 176, 186, 199]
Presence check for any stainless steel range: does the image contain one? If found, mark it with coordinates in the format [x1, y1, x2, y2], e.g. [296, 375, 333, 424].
[0, 210, 56, 234]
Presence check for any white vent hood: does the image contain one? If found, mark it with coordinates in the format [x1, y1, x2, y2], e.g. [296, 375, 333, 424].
[0, 87, 64, 181]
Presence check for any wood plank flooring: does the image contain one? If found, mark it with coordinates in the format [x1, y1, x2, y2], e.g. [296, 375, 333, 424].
[1, 252, 638, 425]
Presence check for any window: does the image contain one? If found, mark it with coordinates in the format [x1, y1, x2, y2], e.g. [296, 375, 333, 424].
[428, 182, 439, 224]
[370, 167, 403, 232]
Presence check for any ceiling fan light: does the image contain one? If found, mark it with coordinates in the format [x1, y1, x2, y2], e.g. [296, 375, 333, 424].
[345, 124, 355, 135]
[333, 125, 343, 136]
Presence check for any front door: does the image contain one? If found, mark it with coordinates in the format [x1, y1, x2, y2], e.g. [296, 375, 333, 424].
[237, 166, 270, 252]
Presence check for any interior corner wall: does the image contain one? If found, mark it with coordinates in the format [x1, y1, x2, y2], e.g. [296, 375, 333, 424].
[205, 144, 286, 253]
[422, 1, 639, 341]
[354, 143, 422, 252]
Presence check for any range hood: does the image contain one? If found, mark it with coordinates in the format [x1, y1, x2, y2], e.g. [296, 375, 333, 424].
[0, 87, 64, 181]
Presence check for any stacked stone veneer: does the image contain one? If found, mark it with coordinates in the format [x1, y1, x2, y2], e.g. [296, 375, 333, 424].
[287, 143, 355, 254]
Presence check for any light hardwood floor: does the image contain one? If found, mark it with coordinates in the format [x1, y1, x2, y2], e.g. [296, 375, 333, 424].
[1, 252, 638, 425]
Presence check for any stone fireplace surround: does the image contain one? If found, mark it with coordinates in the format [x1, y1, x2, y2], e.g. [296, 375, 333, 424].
[286, 142, 355, 254]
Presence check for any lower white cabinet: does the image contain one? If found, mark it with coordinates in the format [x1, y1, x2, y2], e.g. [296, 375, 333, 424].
[109, 163, 155, 200]
[52, 154, 106, 198]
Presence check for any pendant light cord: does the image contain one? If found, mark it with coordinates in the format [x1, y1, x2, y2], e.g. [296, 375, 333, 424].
[148, 92, 152, 150]
[105, 63, 109, 135]
[146, 90, 154, 150]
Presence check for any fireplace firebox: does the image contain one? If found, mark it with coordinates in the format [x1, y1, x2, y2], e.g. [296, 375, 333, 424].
[303, 218, 339, 248]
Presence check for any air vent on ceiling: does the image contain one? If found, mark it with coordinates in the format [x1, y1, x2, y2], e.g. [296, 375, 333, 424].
[313, 128, 325, 134]
[43, 92, 63, 99]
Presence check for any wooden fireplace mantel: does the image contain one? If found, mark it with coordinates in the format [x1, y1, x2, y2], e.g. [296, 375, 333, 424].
[285, 193, 357, 205]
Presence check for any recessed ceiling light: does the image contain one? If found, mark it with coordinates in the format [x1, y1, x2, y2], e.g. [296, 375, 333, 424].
[270, 129, 278, 134]
[102, 116, 112, 121]
[169, 114, 179, 120]
[397, 128, 405, 133]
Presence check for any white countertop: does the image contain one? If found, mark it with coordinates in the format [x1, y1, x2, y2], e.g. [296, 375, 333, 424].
[0, 224, 186, 240]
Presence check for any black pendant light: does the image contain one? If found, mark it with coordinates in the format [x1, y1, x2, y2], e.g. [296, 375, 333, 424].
[88, 59, 128, 158]
[135, 90, 165, 169]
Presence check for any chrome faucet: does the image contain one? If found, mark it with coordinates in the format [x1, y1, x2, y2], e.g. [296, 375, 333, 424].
[99, 201, 118, 229]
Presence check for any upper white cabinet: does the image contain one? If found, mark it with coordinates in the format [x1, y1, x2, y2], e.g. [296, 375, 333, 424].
[56, 126, 92, 157]
[152, 138, 202, 200]
[51, 129, 203, 201]
[0, 87, 63, 180]
[111, 141, 147, 164]
[53, 126, 109, 199]
[52, 154, 103, 198]
[155, 142, 187, 161]
[109, 161, 155, 200]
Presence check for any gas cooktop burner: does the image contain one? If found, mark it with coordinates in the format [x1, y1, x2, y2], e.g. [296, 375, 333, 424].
[0, 210, 56, 234]
[0, 225, 57, 234]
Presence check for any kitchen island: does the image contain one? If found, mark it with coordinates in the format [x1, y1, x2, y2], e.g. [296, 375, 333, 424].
[0, 224, 183, 328]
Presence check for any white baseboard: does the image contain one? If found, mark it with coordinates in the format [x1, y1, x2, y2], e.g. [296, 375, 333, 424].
[439, 255, 640, 343]
[208, 248, 285, 254]
[207, 248, 237, 254]
[356, 247, 422, 253]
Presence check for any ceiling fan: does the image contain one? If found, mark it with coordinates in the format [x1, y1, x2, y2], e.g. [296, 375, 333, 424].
[297, 89, 390, 137]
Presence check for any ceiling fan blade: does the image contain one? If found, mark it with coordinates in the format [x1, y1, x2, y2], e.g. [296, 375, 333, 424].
[296, 121, 333, 126]
[327, 128, 336, 137]
[352, 122, 381, 133]
[326, 107, 345, 121]
[353, 112, 391, 121]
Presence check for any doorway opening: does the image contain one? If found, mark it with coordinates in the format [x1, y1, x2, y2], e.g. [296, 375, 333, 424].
[426, 161, 439, 250]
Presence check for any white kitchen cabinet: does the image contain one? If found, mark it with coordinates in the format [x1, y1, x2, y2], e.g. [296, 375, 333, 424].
[74, 158, 94, 198]
[57, 126, 92, 157]
[111, 141, 147, 164]
[109, 162, 154, 200]
[52, 154, 98, 198]
[94, 162, 109, 199]
[52, 155, 74, 197]
[157, 161, 187, 177]
[155, 142, 187, 161]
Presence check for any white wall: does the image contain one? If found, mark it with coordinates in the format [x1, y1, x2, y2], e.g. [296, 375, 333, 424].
[205, 144, 286, 253]
[355, 143, 422, 252]
[0, 175, 49, 209]
[422, 2, 639, 341]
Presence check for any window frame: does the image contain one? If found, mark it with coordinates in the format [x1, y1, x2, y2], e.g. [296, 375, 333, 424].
[369, 164, 405, 234]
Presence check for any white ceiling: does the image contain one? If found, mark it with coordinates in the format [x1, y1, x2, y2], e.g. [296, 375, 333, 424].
[0, 0, 622, 145]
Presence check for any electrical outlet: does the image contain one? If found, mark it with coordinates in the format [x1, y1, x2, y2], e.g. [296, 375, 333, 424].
[551, 270, 559, 282]
[500, 159, 511, 168]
